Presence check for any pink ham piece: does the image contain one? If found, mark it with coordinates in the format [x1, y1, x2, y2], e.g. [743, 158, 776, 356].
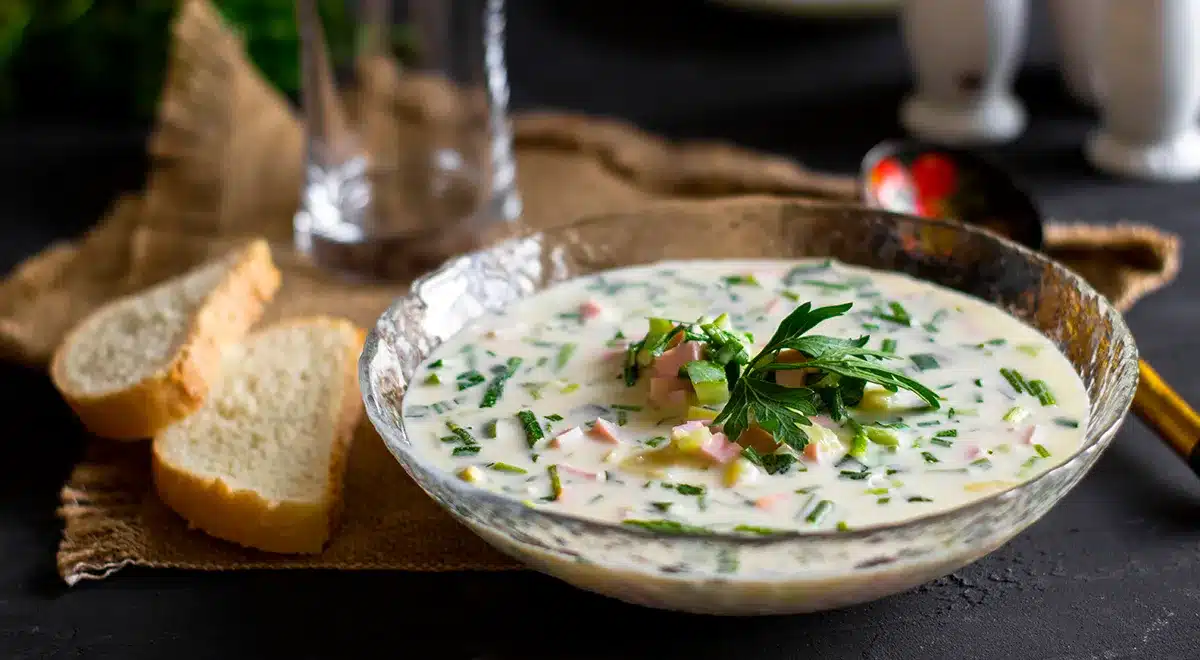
[590, 417, 624, 444]
[559, 464, 605, 481]
[649, 376, 690, 408]
[548, 426, 585, 449]
[579, 299, 604, 320]
[964, 443, 983, 460]
[671, 420, 706, 436]
[754, 492, 790, 511]
[803, 441, 823, 464]
[1020, 425, 1043, 445]
[698, 431, 741, 464]
[652, 341, 705, 378]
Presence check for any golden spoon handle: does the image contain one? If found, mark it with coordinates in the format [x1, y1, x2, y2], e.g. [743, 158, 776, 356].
[1132, 359, 1200, 472]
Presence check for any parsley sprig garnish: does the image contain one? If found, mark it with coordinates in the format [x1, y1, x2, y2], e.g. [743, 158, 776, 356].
[711, 302, 941, 452]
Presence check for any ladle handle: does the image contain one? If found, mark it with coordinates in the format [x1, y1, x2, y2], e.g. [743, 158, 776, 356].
[1132, 360, 1200, 474]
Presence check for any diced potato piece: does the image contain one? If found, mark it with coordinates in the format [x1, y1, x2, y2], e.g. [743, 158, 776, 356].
[674, 426, 713, 454]
[723, 457, 760, 487]
[457, 466, 486, 484]
[858, 387, 900, 412]
[687, 406, 718, 422]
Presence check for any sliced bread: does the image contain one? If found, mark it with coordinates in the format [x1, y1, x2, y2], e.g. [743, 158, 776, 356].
[150, 317, 366, 554]
[49, 239, 280, 440]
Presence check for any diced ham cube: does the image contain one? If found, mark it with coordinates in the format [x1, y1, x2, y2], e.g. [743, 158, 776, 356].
[548, 426, 585, 448]
[1020, 425, 1043, 445]
[964, 443, 983, 460]
[698, 431, 741, 464]
[559, 464, 606, 481]
[803, 440, 823, 463]
[652, 341, 705, 378]
[775, 349, 812, 388]
[754, 492, 790, 510]
[671, 420, 707, 437]
[650, 377, 690, 408]
[579, 299, 604, 320]
[590, 417, 624, 444]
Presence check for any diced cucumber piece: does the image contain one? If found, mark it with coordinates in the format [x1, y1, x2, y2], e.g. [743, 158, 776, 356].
[685, 360, 730, 404]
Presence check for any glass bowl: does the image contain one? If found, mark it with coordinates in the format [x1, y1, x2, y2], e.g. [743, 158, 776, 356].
[358, 198, 1139, 615]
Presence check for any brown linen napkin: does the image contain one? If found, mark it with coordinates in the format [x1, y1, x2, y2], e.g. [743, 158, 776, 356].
[0, 0, 1178, 583]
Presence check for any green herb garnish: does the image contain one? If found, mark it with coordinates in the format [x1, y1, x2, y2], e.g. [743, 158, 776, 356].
[1028, 380, 1056, 406]
[451, 446, 480, 457]
[970, 458, 993, 470]
[1053, 417, 1080, 429]
[880, 338, 897, 354]
[423, 373, 441, 386]
[1034, 444, 1051, 458]
[935, 429, 958, 438]
[734, 525, 787, 535]
[651, 502, 673, 512]
[930, 437, 954, 448]
[516, 410, 544, 449]
[921, 451, 940, 464]
[910, 353, 940, 371]
[487, 462, 527, 474]
[1000, 368, 1029, 395]
[480, 357, 522, 408]
[546, 465, 563, 501]
[622, 519, 711, 535]
[676, 484, 706, 496]
[873, 301, 912, 326]
[554, 343, 578, 371]
[711, 302, 939, 452]
[805, 500, 834, 524]
[907, 496, 934, 503]
[544, 413, 564, 422]
[455, 370, 486, 391]
[723, 274, 761, 287]
[446, 421, 477, 446]
[428, 359, 444, 369]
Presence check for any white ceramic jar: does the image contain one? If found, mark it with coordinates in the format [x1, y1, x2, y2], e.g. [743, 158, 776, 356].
[1047, 0, 1105, 107]
[899, 0, 1029, 145]
[1086, 0, 1200, 181]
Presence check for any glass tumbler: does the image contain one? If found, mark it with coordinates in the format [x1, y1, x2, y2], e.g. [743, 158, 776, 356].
[294, 0, 520, 280]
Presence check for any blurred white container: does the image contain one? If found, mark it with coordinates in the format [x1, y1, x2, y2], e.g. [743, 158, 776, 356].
[1086, 0, 1200, 181]
[1048, 0, 1105, 106]
[899, 0, 1028, 145]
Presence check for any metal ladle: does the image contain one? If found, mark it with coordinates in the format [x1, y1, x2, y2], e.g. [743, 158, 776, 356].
[860, 139, 1200, 475]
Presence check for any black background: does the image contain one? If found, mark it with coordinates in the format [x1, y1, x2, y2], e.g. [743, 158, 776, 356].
[3, 2, 1200, 658]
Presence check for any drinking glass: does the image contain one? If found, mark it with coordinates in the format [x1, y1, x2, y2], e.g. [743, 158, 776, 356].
[294, 0, 520, 280]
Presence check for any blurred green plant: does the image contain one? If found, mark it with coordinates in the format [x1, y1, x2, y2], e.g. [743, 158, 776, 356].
[0, 0, 363, 121]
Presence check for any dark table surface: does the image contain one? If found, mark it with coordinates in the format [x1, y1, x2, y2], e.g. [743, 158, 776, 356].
[4, 2, 1200, 658]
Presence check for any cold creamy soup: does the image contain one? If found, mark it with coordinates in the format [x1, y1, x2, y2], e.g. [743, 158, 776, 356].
[402, 259, 1088, 534]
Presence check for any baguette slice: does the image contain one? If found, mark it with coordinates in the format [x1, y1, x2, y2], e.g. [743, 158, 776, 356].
[151, 317, 366, 554]
[49, 239, 280, 440]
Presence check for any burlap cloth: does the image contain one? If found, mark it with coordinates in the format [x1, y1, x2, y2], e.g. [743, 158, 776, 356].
[2, 0, 1179, 584]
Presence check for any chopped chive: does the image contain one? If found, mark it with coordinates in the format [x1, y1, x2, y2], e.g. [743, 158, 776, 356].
[836, 521, 851, 532]
[866, 487, 889, 495]
[446, 421, 477, 446]
[1016, 343, 1042, 357]
[1000, 368, 1029, 395]
[1003, 405, 1029, 424]
[734, 525, 787, 535]
[970, 458, 993, 470]
[847, 419, 869, 458]
[800, 279, 851, 290]
[1021, 456, 1040, 470]
[546, 465, 563, 501]
[543, 414, 564, 422]
[423, 373, 441, 386]
[840, 469, 871, 481]
[872, 301, 912, 326]
[451, 445, 480, 456]
[483, 419, 499, 439]
[936, 383, 955, 390]
[921, 451, 940, 464]
[973, 378, 983, 387]
[1053, 417, 1080, 429]
[487, 462, 527, 474]
[455, 370, 486, 390]
[480, 357, 522, 408]
[676, 484, 706, 496]
[554, 343, 578, 371]
[910, 353, 940, 371]
[516, 410, 544, 449]
[881, 338, 897, 354]
[782, 290, 802, 302]
[561, 383, 580, 394]
[617, 410, 629, 426]
[930, 437, 954, 448]
[917, 420, 942, 427]
[948, 407, 978, 418]
[1034, 444, 1052, 458]
[935, 429, 958, 438]
[622, 519, 711, 535]
[428, 359, 444, 369]
[877, 497, 891, 505]
[861, 322, 881, 331]
[440, 435, 459, 443]
[652, 502, 673, 512]
[865, 426, 900, 447]
[644, 436, 667, 448]
[907, 496, 934, 503]
[723, 274, 760, 287]
[806, 500, 834, 524]
[1029, 380, 1057, 406]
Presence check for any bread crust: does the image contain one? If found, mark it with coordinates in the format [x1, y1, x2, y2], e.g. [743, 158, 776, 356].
[150, 318, 366, 554]
[49, 239, 280, 440]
